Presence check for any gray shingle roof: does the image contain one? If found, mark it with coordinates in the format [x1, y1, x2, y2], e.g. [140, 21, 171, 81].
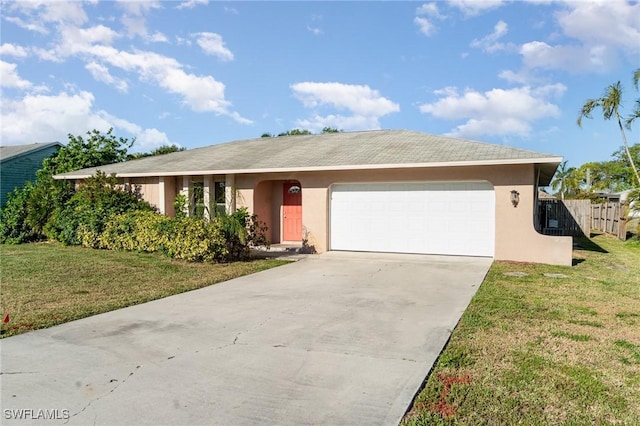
[0, 142, 62, 163]
[56, 130, 561, 178]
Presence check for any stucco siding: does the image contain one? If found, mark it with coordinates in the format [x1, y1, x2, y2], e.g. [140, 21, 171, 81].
[100, 164, 571, 266]
[130, 177, 160, 210]
[237, 164, 572, 266]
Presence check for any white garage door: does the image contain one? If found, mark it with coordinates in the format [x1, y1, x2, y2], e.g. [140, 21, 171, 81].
[330, 182, 495, 257]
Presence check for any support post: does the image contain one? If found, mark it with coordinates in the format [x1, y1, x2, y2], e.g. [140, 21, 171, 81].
[225, 174, 236, 213]
[203, 175, 212, 220]
[158, 177, 166, 214]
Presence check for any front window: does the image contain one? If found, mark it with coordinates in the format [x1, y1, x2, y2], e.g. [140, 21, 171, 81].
[191, 182, 205, 218]
[214, 181, 226, 215]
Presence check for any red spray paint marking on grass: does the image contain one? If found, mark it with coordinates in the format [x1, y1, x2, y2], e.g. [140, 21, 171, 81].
[432, 373, 472, 418]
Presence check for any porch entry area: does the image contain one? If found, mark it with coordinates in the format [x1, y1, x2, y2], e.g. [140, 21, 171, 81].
[253, 180, 303, 244]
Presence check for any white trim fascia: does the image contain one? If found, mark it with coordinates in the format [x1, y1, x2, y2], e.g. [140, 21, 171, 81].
[53, 156, 563, 179]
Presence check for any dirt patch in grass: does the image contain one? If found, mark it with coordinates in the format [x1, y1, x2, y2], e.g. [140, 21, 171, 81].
[0, 242, 290, 337]
[403, 234, 640, 425]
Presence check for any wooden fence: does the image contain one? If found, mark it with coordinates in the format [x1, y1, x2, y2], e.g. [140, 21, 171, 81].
[592, 202, 627, 240]
[537, 199, 591, 237]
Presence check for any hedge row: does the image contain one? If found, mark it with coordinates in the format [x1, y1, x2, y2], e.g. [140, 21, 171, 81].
[79, 208, 267, 262]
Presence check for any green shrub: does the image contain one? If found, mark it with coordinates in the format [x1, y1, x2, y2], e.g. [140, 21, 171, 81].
[48, 171, 154, 246]
[0, 183, 40, 244]
[99, 211, 169, 252]
[218, 208, 270, 260]
[98, 212, 229, 262]
[163, 217, 227, 262]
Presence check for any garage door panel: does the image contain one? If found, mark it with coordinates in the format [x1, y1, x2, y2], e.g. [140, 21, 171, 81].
[330, 182, 494, 257]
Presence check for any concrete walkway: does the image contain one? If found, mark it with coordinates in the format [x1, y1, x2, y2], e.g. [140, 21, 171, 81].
[0, 252, 491, 425]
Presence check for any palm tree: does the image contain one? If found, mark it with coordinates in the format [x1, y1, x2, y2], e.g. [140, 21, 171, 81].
[578, 70, 640, 187]
[550, 161, 575, 200]
[626, 69, 640, 128]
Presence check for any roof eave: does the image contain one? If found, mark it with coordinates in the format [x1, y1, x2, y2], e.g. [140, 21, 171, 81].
[54, 156, 563, 180]
[1, 142, 62, 163]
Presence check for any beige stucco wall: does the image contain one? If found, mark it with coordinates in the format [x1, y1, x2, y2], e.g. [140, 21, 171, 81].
[129, 177, 160, 209]
[96, 163, 572, 266]
[236, 164, 572, 266]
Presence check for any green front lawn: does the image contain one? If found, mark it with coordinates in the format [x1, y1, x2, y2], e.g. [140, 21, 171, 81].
[0, 242, 289, 337]
[403, 234, 640, 425]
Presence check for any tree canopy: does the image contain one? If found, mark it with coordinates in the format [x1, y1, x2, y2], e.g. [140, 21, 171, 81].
[577, 69, 640, 186]
[43, 128, 133, 175]
[261, 127, 341, 138]
[2, 128, 141, 243]
[127, 144, 186, 160]
[550, 143, 639, 200]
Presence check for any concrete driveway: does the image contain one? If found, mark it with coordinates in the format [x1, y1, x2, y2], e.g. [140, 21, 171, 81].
[0, 252, 491, 425]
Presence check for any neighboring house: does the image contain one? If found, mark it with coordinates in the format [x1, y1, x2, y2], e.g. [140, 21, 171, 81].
[0, 142, 62, 207]
[56, 130, 572, 265]
[538, 189, 556, 200]
[596, 189, 639, 218]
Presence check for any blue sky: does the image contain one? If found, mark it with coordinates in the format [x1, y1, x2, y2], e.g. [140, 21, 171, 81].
[1, 1, 638, 168]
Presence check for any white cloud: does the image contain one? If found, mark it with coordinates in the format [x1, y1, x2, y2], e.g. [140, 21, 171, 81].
[116, 0, 167, 42]
[519, 41, 617, 73]
[176, 0, 209, 10]
[136, 128, 172, 150]
[0, 43, 29, 58]
[414, 17, 436, 36]
[295, 114, 384, 133]
[1, 91, 112, 143]
[120, 15, 167, 42]
[3, 16, 48, 34]
[1, 1, 250, 125]
[419, 84, 566, 138]
[0, 90, 172, 150]
[116, 1, 162, 16]
[556, 0, 640, 54]
[291, 82, 399, 131]
[308, 26, 323, 36]
[85, 62, 128, 92]
[193, 32, 234, 61]
[99, 113, 172, 150]
[223, 6, 239, 14]
[471, 20, 510, 53]
[54, 25, 120, 58]
[416, 3, 443, 18]
[448, 0, 505, 16]
[24, 19, 248, 123]
[515, 1, 640, 74]
[2, 1, 88, 33]
[0, 61, 32, 89]
[148, 32, 168, 43]
[498, 69, 535, 85]
[414, 2, 445, 36]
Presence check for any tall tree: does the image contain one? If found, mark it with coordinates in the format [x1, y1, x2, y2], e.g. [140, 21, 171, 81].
[551, 161, 580, 200]
[578, 71, 640, 186]
[277, 129, 313, 136]
[1, 128, 135, 243]
[260, 127, 342, 138]
[127, 144, 185, 160]
[626, 69, 640, 128]
[44, 128, 133, 175]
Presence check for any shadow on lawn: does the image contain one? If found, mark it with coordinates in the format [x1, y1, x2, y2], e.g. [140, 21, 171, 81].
[574, 236, 608, 254]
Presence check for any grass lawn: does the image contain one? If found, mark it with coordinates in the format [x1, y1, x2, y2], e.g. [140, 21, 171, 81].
[403, 234, 640, 425]
[0, 242, 289, 338]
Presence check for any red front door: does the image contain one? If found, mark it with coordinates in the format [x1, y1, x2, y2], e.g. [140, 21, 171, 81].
[283, 182, 302, 241]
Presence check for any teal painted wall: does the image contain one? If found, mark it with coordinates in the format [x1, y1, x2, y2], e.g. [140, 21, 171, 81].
[1, 146, 59, 207]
